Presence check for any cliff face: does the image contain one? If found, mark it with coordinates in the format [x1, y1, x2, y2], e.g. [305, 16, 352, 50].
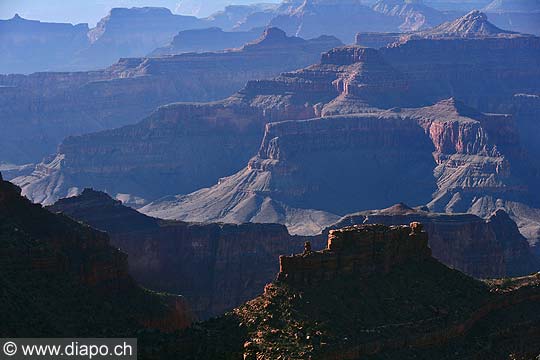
[150, 27, 261, 56]
[332, 203, 539, 278]
[0, 15, 90, 74]
[0, 27, 341, 164]
[80, 7, 205, 69]
[372, 0, 453, 31]
[17, 17, 540, 241]
[48, 189, 324, 319]
[0, 174, 193, 336]
[266, 0, 455, 43]
[141, 99, 528, 235]
[165, 224, 540, 359]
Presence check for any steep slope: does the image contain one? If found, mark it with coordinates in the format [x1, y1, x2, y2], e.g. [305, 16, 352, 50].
[0, 14, 89, 74]
[405, 9, 517, 38]
[142, 99, 535, 235]
[75, 7, 206, 70]
[0, 27, 341, 164]
[332, 203, 539, 278]
[0, 173, 193, 336]
[48, 189, 321, 319]
[17, 27, 540, 218]
[269, 0, 402, 42]
[163, 224, 540, 359]
[372, 0, 451, 31]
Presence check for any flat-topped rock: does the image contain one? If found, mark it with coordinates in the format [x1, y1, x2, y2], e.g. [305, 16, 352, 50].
[278, 223, 431, 284]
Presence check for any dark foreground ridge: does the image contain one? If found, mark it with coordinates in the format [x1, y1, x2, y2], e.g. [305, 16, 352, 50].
[0, 174, 193, 336]
[164, 223, 540, 360]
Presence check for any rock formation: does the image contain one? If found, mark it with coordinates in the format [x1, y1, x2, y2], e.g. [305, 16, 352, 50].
[16, 14, 540, 244]
[150, 27, 261, 55]
[0, 14, 90, 74]
[141, 99, 533, 236]
[403, 9, 518, 39]
[332, 203, 539, 278]
[372, 0, 452, 31]
[0, 27, 340, 164]
[71, 7, 207, 70]
[0, 175, 193, 336]
[48, 189, 323, 319]
[163, 224, 540, 359]
[278, 223, 432, 283]
[355, 31, 403, 48]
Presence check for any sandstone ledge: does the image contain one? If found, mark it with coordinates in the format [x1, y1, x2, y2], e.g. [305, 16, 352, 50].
[277, 223, 431, 284]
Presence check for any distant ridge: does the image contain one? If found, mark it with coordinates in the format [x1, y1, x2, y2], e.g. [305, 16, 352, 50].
[484, 0, 540, 13]
[409, 10, 518, 38]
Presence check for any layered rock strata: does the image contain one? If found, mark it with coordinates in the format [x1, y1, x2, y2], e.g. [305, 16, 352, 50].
[165, 223, 540, 359]
[332, 203, 539, 278]
[278, 223, 431, 283]
[0, 27, 341, 164]
[48, 189, 324, 319]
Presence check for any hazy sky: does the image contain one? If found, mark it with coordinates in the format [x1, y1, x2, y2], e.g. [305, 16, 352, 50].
[0, 0, 280, 26]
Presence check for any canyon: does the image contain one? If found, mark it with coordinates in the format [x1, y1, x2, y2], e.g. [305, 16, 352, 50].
[17, 12, 540, 250]
[0, 173, 193, 336]
[18, 12, 540, 206]
[47, 188, 317, 319]
[141, 98, 540, 245]
[162, 224, 540, 359]
[0, 27, 340, 164]
[48, 188, 538, 322]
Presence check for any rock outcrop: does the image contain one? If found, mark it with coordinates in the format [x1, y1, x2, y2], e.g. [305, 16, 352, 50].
[141, 99, 532, 236]
[332, 203, 539, 278]
[403, 9, 518, 39]
[48, 189, 323, 319]
[165, 224, 540, 359]
[0, 175, 193, 336]
[278, 223, 432, 283]
[0, 27, 341, 164]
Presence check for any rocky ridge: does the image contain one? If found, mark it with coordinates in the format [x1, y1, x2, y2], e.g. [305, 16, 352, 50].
[149, 27, 261, 56]
[48, 188, 321, 319]
[403, 9, 518, 39]
[17, 14, 540, 243]
[332, 203, 539, 278]
[0, 14, 90, 74]
[165, 224, 540, 359]
[141, 98, 535, 238]
[372, 0, 452, 31]
[0, 173, 193, 336]
[0, 27, 341, 164]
